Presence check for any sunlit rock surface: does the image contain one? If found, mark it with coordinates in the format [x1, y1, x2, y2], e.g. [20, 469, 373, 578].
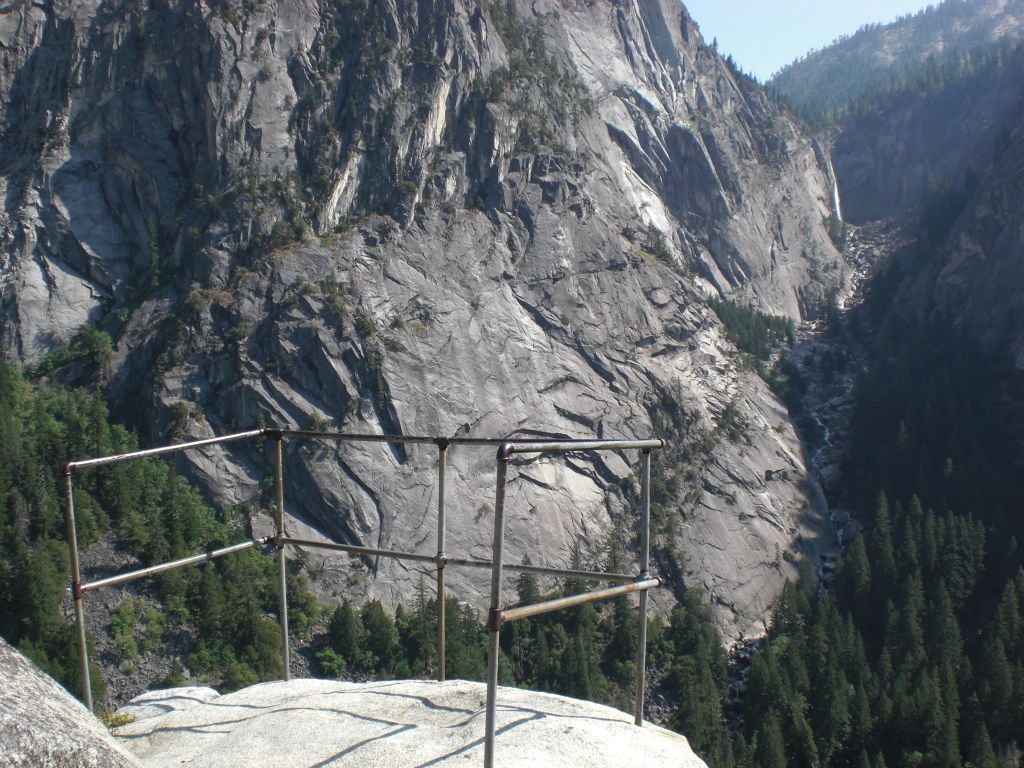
[0, 636, 140, 768]
[0, 0, 844, 636]
[114, 679, 708, 768]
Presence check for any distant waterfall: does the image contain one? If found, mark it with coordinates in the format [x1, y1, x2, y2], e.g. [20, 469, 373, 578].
[826, 156, 843, 223]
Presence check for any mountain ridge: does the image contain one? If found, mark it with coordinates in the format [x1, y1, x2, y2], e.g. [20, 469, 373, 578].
[769, 0, 1024, 121]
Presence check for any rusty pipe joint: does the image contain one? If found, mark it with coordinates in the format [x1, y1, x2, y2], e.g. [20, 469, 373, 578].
[496, 442, 515, 462]
[487, 607, 506, 632]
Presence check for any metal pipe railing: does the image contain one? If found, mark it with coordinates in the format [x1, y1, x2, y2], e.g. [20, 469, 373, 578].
[274, 434, 291, 681]
[81, 539, 269, 594]
[634, 450, 652, 726]
[481, 440, 661, 767]
[281, 537, 439, 564]
[444, 556, 636, 583]
[483, 456, 509, 768]
[63, 471, 91, 711]
[65, 429, 265, 471]
[499, 578, 661, 624]
[436, 440, 448, 682]
[62, 427, 663, 768]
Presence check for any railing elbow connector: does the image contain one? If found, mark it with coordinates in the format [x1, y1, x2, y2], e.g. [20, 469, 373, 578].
[487, 608, 506, 632]
[496, 442, 515, 462]
[265, 428, 284, 441]
[63, 462, 75, 478]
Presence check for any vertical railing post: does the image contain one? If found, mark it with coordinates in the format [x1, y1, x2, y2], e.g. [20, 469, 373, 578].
[435, 439, 448, 682]
[634, 449, 652, 726]
[484, 444, 513, 768]
[64, 467, 92, 711]
[273, 432, 291, 681]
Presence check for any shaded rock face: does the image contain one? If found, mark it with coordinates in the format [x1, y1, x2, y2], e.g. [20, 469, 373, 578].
[0, 1, 843, 637]
[906, 113, 1024, 365]
[831, 47, 1024, 224]
[820, 25, 1024, 365]
[113, 678, 709, 768]
[0, 636, 140, 768]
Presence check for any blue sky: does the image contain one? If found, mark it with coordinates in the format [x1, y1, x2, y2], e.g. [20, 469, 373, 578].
[682, 0, 938, 81]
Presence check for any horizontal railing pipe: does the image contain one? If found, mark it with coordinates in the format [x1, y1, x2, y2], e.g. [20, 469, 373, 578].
[503, 439, 664, 455]
[281, 537, 439, 564]
[80, 538, 269, 594]
[443, 555, 635, 583]
[499, 578, 661, 625]
[447, 437, 660, 448]
[279, 430, 440, 445]
[276, 431, 661, 450]
[66, 429, 267, 472]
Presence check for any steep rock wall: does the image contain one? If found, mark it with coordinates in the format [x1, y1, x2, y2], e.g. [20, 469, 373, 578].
[0, 0, 843, 637]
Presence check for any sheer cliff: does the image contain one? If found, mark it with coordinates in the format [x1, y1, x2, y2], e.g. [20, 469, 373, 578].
[0, 0, 846, 638]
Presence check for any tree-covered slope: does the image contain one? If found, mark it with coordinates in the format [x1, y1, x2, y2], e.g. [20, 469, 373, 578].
[769, 0, 1024, 124]
[0, 360, 320, 704]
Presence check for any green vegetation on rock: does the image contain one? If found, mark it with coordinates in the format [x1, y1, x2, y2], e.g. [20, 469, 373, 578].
[710, 298, 794, 365]
[0, 361, 318, 701]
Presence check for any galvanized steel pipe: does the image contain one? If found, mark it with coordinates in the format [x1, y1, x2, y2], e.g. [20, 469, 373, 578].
[436, 440, 448, 682]
[281, 538, 438, 564]
[275, 435, 291, 681]
[81, 539, 267, 593]
[500, 578, 661, 625]
[484, 446, 511, 768]
[443, 556, 635, 583]
[634, 449, 652, 726]
[64, 471, 92, 711]
[66, 429, 265, 471]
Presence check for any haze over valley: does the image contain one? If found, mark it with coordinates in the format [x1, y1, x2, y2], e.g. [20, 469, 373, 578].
[1, 2, 1022, 766]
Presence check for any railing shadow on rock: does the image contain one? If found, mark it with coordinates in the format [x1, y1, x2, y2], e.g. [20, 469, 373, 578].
[62, 428, 663, 767]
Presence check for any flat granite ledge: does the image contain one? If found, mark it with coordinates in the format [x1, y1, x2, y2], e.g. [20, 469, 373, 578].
[113, 678, 708, 768]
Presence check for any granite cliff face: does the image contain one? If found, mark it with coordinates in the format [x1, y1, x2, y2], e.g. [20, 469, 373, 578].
[0, 0, 845, 638]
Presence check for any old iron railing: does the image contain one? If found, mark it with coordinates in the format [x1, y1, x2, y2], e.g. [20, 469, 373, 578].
[63, 429, 663, 766]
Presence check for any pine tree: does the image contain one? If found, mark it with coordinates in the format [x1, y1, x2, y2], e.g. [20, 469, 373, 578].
[516, 555, 540, 605]
[834, 533, 872, 623]
[361, 600, 401, 675]
[198, 564, 226, 641]
[328, 599, 363, 668]
[754, 710, 787, 768]
[925, 582, 962, 668]
[967, 722, 999, 768]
